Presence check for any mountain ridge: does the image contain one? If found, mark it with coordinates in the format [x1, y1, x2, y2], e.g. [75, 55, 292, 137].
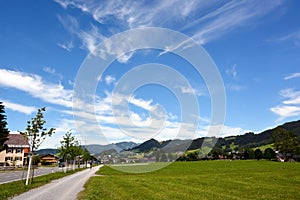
[37, 119, 300, 155]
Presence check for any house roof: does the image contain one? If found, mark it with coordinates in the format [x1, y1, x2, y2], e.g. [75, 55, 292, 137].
[4, 134, 30, 148]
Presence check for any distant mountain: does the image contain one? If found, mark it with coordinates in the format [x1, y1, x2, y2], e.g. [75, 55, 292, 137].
[130, 139, 161, 152]
[83, 141, 138, 155]
[128, 119, 300, 152]
[128, 138, 193, 153]
[115, 141, 137, 150]
[36, 120, 300, 155]
[36, 142, 138, 156]
[215, 119, 300, 149]
[35, 148, 58, 155]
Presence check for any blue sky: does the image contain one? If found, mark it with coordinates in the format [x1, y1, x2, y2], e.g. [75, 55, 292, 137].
[0, 0, 300, 149]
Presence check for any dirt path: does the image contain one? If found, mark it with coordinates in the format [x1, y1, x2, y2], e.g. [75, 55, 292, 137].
[11, 165, 102, 200]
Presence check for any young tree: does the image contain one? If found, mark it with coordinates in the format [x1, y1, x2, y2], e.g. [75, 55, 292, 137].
[58, 131, 81, 171]
[19, 107, 55, 185]
[82, 148, 91, 167]
[0, 102, 9, 151]
[69, 143, 82, 170]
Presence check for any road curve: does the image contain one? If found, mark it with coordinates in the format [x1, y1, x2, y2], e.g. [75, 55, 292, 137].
[11, 165, 102, 200]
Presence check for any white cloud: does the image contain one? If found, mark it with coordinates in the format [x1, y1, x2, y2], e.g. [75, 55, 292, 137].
[104, 75, 116, 85]
[0, 100, 36, 115]
[77, 24, 106, 56]
[179, 86, 203, 96]
[271, 88, 300, 120]
[43, 66, 56, 74]
[0, 69, 73, 107]
[128, 96, 154, 111]
[284, 72, 300, 80]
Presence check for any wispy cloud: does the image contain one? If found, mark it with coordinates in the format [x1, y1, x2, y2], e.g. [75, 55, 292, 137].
[284, 72, 300, 80]
[58, 40, 74, 52]
[270, 30, 300, 47]
[0, 69, 73, 107]
[271, 88, 300, 120]
[178, 86, 203, 96]
[226, 64, 238, 79]
[226, 83, 246, 92]
[182, 0, 284, 44]
[0, 99, 36, 115]
[55, 0, 284, 55]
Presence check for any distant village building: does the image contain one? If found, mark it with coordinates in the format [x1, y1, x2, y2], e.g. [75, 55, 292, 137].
[0, 134, 30, 167]
[39, 154, 58, 166]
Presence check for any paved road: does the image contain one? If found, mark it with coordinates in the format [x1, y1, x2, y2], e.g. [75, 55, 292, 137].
[0, 166, 80, 184]
[11, 165, 102, 200]
[0, 167, 61, 184]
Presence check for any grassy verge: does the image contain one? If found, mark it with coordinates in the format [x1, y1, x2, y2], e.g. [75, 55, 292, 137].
[78, 160, 300, 200]
[0, 167, 86, 200]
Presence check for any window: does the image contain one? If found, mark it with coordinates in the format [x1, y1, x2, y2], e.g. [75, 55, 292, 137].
[16, 149, 22, 153]
[5, 157, 13, 161]
[6, 149, 13, 153]
[15, 157, 22, 161]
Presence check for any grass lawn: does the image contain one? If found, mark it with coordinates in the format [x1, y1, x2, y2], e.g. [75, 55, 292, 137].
[0, 168, 86, 200]
[78, 160, 300, 200]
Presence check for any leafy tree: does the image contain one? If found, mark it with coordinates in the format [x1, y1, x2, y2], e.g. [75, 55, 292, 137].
[70, 144, 82, 170]
[243, 148, 254, 159]
[19, 107, 55, 185]
[58, 131, 81, 171]
[0, 102, 9, 151]
[82, 148, 91, 167]
[254, 149, 263, 160]
[272, 127, 299, 161]
[160, 153, 168, 162]
[263, 148, 276, 160]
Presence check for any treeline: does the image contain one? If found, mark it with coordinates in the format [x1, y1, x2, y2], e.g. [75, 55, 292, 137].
[179, 127, 300, 162]
[177, 147, 277, 161]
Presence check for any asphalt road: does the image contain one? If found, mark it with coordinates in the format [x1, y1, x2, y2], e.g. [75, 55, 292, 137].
[0, 167, 65, 184]
[11, 165, 102, 200]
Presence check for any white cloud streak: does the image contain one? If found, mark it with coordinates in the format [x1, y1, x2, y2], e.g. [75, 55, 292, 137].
[0, 99, 36, 115]
[284, 72, 300, 80]
[271, 88, 300, 120]
[0, 69, 73, 107]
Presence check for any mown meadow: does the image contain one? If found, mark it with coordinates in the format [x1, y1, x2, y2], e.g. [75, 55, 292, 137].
[78, 160, 300, 200]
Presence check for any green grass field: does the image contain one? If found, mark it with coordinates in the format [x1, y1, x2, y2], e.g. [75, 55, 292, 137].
[78, 161, 300, 200]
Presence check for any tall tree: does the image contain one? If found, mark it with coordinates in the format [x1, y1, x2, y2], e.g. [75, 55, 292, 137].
[58, 131, 81, 171]
[272, 127, 299, 161]
[263, 148, 276, 160]
[254, 149, 263, 160]
[19, 107, 55, 185]
[0, 102, 9, 151]
[82, 148, 91, 167]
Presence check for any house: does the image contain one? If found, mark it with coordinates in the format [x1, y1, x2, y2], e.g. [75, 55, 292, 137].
[0, 134, 30, 167]
[39, 154, 58, 166]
